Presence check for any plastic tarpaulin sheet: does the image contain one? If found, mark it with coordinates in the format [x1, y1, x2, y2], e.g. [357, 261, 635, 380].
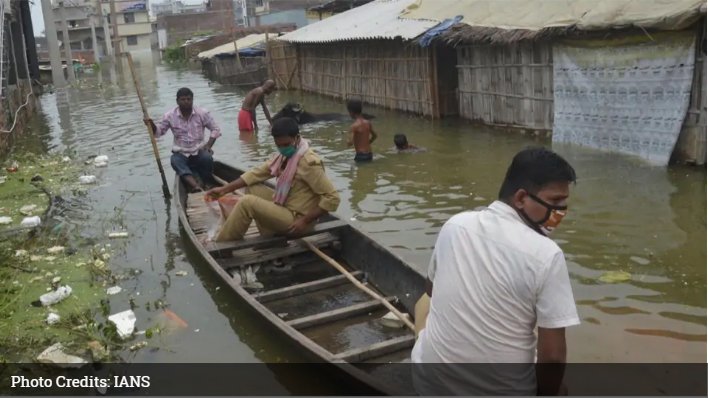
[419, 15, 463, 47]
[552, 32, 696, 165]
[400, 0, 704, 31]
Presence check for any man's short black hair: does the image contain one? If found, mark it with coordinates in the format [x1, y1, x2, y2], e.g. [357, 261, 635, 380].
[498, 147, 576, 200]
[394, 134, 408, 148]
[271, 117, 299, 138]
[176, 87, 193, 99]
[346, 98, 363, 115]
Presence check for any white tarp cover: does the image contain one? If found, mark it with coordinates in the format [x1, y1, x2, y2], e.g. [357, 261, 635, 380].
[198, 34, 270, 60]
[400, 0, 705, 31]
[552, 32, 696, 165]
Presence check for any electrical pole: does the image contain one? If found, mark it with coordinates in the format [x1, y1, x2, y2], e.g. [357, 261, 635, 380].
[59, 1, 76, 83]
[89, 15, 99, 62]
[40, 0, 66, 87]
[110, 0, 121, 56]
[97, 2, 114, 58]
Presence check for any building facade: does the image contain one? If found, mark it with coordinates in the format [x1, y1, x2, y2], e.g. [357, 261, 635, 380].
[101, 0, 152, 54]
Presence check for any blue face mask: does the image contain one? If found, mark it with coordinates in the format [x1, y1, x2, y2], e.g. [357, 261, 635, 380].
[278, 145, 297, 158]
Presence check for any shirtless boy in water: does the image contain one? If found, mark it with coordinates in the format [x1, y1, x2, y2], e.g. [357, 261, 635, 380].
[238, 80, 276, 133]
[346, 99, 377, 162]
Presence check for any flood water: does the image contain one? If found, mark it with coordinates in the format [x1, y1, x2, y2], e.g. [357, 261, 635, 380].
[9, 54, 705, 380]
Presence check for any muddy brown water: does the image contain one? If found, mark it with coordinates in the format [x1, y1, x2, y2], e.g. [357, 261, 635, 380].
[5, 55, 705, 390]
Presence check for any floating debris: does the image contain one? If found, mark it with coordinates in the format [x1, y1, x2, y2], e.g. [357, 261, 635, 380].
[47, 246, 65, 254]
[129, 341, 148, 351]
[19, 204, 38, 215]
[108, 310, 137, 339]
[0, 216, 12, 224]
[108, 232, 129, 238]
[14, 249, 28, 257]
[598, 270, 632, 284]
[106, 286, 122, 295]
[20, 216, 41, 227]
[87, 341, 109, 361]
[46, 313, 61, 325]
[39, 286, 73, 306]
[379, 311, 411, 329]
[175, 270, 188, 277]
[93, 155, 109, 168]
[629, 256, 651, 266]
[36, 343, 87, 367]
[78, 175, 97, 184]
[61, 156, 72, 162]
[51, 276, 62, 284]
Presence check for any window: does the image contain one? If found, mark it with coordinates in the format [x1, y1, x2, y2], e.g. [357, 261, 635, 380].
[106, 14, 110, 23]
[253, 0, 264, 6]
[127, 35, 138, 46]
[123, 12, 135, 23]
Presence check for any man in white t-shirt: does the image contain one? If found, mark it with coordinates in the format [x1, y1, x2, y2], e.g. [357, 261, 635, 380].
[411, 147, 579, 396]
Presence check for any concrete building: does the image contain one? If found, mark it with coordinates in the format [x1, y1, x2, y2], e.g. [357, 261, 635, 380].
[151, 0, 206, 17]
[51, 0, 106, 63]
[237, 0, 328, 28]
[156, 0, 234, 48]
[101, 0, 152, 54]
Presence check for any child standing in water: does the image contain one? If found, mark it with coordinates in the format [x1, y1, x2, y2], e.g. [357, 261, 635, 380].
[346, 99, 377, 162]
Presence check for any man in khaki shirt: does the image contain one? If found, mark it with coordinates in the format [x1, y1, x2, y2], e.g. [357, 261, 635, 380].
[206, 117, 340, 241]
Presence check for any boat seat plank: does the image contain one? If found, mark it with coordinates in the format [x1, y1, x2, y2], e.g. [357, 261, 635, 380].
[218, 233, 339, 269]
[207, 219, 348, 258]
[333, 335, 416, 363]
[286, 296, 395, 330]
[254, 271, 364, 303]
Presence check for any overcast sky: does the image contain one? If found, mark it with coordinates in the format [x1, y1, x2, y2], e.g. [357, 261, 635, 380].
[29, 0, 205, 36]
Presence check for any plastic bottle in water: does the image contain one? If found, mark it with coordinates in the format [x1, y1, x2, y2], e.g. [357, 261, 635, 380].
[40, 285, 73, 306]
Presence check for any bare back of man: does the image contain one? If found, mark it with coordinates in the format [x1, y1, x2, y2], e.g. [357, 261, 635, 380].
[238, 80, 276, 133]
[348, 117, 377, 162]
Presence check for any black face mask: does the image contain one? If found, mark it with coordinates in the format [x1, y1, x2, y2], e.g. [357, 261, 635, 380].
[518, 192, 568, 236]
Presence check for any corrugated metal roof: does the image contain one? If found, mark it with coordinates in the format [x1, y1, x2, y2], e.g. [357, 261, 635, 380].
[277, 0, 438, 44]
[198, 34, 270, 59]
[400, 0, 705, 31]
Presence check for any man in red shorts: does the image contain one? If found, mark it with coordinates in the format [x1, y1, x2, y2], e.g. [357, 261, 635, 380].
[238, 80, 276, 134]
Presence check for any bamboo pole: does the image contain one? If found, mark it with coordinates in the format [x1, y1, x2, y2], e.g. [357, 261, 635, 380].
[125, 52, 171, 199]
[300, 239, 415, 331]
[231, 27, 242, 69]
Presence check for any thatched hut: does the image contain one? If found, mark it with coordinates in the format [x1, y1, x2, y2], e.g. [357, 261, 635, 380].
[269, 0, 458, 117]
[401, 0, 706, 165]
[198, 34, 271, 87]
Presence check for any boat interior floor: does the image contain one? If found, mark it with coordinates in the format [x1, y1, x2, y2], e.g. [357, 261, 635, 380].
[186, 191, 416, 391]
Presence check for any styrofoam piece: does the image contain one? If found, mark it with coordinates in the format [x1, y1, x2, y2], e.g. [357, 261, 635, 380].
[20, 216, 41, 227]
[106, 286, 122, 295]
[108, 310, 137, 339]
[78, 175, 97, 184]
[47, 313, 61, 325]
[39, 285, 73, 306]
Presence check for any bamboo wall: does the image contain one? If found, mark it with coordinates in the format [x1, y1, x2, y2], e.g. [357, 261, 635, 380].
[675, 23, 707, 165]
[268, 40, 300, 90]
[296, 40, 435, 116]
[457, 42, 554, 131]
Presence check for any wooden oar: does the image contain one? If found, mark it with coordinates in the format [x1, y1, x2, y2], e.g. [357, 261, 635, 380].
[300, 239, 415, 331]
[124, 52, 171, 199]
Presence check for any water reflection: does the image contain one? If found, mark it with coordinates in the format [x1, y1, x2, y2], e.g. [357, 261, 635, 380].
[18, 59, 705, 373]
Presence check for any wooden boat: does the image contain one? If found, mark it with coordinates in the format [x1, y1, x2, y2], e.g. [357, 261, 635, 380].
[175, 161, 425, 395]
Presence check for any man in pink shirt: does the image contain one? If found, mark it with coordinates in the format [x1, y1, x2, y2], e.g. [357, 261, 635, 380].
[145, 87, 221, 192]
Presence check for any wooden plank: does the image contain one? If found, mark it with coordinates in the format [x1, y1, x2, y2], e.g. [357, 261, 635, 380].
[286, 296, 395, 330]
[254, 271, 364, 303]
[220, 232, 338, 269]
[333, 335, 415, 363]
[207, 219, 348, 258]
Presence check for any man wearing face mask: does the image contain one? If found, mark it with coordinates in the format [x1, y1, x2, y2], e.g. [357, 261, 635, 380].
[411, 147, 579, 396]
[206, 117, 340, 241]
